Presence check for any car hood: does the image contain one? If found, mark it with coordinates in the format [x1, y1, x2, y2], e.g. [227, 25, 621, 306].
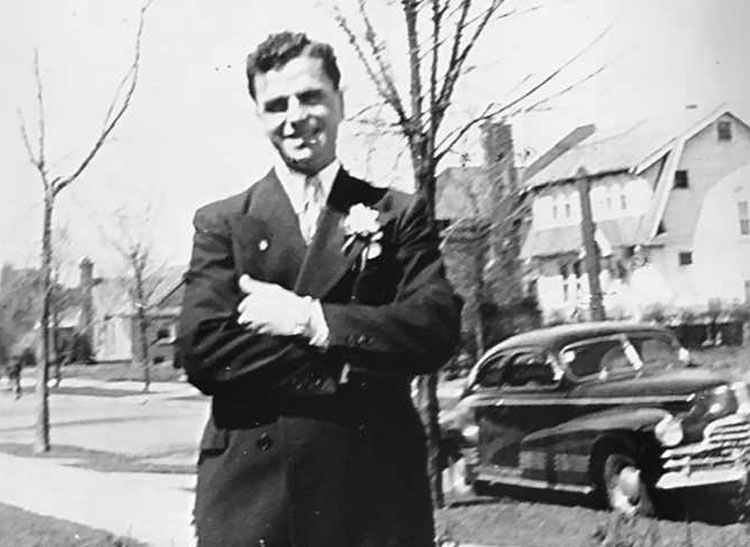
[569, 368, 727, 399]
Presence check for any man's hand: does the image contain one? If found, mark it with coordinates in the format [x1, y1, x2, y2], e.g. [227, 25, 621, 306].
[237, 274, 313, 337]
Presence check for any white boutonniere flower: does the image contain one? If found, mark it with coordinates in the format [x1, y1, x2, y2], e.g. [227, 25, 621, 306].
[342, 203, 383, 261]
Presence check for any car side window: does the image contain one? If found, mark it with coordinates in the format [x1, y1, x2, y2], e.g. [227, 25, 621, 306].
[563, 338, 625, 378]
[503, 351, 556, 388]
[477, 354, 509, 388]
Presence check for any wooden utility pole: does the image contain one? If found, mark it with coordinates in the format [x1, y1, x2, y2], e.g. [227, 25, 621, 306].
[575, 167, 606, 321]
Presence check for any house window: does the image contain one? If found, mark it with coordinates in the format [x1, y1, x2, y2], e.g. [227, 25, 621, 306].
[560, 264, 569, 301]
[552, 204, 558, 220]
[619, 192, 627, 210]
[674, 170, 689, 188]
[564, 200, 572, 218]
[739, 200, 749, 236]
[678, 251, 693, 266]
[717, 120, 732, 141]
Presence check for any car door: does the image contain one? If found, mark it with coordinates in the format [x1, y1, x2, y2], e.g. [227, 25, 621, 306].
[472, 347, 564, 482]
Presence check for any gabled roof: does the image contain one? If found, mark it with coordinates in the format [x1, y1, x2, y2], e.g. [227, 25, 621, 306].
[520, 217, 640, 259]
[523, 104, 744, 190]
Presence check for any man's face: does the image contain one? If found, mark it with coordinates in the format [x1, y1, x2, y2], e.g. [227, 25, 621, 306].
[253, 54, 344, 175]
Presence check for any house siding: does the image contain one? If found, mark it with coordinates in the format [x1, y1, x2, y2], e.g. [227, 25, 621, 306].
[524, 111, 750, 322]
[659, 114, 750, 247]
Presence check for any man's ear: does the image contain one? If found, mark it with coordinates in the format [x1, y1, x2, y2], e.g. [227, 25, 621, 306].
[336, 89, 345, 120]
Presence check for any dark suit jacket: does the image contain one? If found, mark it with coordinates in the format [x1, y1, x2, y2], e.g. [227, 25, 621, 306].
[178, 168, 461, 547]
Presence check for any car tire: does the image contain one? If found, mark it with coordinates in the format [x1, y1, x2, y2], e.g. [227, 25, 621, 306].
[596, 447, 654, 517]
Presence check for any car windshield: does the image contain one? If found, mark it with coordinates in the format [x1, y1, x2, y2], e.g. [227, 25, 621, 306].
[562, 333, 687, 378]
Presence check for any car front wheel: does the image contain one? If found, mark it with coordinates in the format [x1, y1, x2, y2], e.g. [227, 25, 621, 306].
[599, 450, 654, 516]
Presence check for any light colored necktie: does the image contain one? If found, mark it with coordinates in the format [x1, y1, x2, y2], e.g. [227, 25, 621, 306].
[300, 175, 324, 243]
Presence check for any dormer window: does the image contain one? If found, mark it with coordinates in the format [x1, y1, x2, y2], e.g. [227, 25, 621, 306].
[674, 170, 689, 188]
[717, 120, 732, 141]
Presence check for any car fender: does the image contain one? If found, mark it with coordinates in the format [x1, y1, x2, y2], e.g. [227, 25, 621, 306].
[519, 407, 670, 484]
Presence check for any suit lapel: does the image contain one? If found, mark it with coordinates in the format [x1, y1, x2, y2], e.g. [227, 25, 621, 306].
[294, 169, 384, 299]
[294, 206, 367, 299]
[230, 170, 307, 291]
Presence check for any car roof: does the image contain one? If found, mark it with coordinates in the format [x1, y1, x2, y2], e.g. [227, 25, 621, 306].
[483, 321, 673, 357]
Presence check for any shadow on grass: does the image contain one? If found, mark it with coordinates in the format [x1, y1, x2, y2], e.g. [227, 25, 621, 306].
[50, 386, 147, 398]
[4, 385, 145, 398]
[0, 443, 195, 475]
[472, 482, 746, 526]
[0, 502, 148, 547]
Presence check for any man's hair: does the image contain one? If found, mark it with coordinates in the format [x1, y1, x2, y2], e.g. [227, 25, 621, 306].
[246, 31, 341, 99]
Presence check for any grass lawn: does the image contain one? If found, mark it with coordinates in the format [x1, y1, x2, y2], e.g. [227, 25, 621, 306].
[0, 502, 146, 547]
[51, 361, 184, 384]
[692, 344, 750, 379]
[0, 443, 196, 475]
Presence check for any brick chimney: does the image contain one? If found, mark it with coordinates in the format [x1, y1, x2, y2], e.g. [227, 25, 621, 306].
[480, 121, 517, 201]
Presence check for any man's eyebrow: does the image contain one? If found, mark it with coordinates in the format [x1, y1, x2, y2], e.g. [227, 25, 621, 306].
[262, 96, 288, 111]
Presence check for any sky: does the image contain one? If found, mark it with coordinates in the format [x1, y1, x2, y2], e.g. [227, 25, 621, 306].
[1, 0, 749, 282]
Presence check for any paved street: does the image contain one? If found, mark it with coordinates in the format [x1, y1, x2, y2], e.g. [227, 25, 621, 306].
[0, 377, 209, 547]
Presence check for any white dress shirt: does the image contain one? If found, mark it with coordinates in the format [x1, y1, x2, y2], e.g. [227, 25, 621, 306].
[274, 159, 341, 228]
[271, 159, 341, 348]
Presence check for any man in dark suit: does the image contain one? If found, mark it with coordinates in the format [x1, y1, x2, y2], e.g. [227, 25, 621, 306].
[178, 31, 461, 547]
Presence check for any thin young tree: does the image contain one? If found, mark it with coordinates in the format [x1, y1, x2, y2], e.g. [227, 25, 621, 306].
[109, 206, 168, 393]
[330, 0, 609, 506]
[17, 2, 151, 453]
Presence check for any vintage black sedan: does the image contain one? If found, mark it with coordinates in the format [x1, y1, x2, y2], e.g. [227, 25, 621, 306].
[445, 321, 750, 515]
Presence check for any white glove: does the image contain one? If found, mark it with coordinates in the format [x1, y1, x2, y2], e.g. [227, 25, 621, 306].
[236, 274, 313, 337]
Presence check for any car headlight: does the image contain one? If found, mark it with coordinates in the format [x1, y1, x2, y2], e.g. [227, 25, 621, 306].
[461, 424, 479, 444]
[655, 414, 683, 447]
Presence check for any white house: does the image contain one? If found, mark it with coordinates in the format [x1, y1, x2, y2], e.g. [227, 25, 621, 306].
[520, 105, 750, 323]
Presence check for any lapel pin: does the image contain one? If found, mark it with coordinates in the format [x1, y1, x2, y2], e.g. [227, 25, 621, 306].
[259, 239, 269, 252]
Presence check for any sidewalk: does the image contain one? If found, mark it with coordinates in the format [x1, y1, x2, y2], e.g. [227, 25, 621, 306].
[0, 377, 203, 547]
[0, 377, 503, 547]
[0, 451, 196, 547]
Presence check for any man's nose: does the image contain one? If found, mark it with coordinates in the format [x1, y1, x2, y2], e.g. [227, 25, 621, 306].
[283, 97, 305, 130]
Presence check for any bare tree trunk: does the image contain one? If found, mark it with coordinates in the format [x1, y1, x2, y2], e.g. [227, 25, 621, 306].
[35, 195, 53, 453]
[473, 240, 486, 357]
[134, 264, 150, 392]
[413, 167, 447, 508]
[52, 293, 62, 387]
[576, 168, 606, 321]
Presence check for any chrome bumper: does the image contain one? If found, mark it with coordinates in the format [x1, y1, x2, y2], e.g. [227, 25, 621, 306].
[657, 467, 747, 489]
[657, 413, 750, 490]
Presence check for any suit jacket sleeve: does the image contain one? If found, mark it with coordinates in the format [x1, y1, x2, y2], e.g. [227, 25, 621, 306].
[322, 194, 462, 375]
[177, 204, 316, 396]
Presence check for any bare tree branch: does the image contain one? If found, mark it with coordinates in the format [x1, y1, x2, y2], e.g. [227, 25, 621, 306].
[33, 50, 47, 177]
[437, 0, 503, 114]
[428, 0, 442, 155]
[332, 3, 409, 127]
[523, 63, 608, 114]
[357, 0, 410, 126]
[18, 110, 40, 173]
[435, 21, 612, 160]
[402, 0, 424, 135]
[345, 100, 389, 122]
[52, 0, 152, 197]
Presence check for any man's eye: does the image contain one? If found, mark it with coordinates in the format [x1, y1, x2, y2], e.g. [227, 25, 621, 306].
[264, 98, 287, 113]
[298, 90, 323, 105]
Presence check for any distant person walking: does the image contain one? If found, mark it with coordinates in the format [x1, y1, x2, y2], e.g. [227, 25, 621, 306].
[8, 346, 36, 400]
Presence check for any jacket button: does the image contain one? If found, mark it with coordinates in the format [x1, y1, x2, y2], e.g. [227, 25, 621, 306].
[256, 432, 272, 451]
